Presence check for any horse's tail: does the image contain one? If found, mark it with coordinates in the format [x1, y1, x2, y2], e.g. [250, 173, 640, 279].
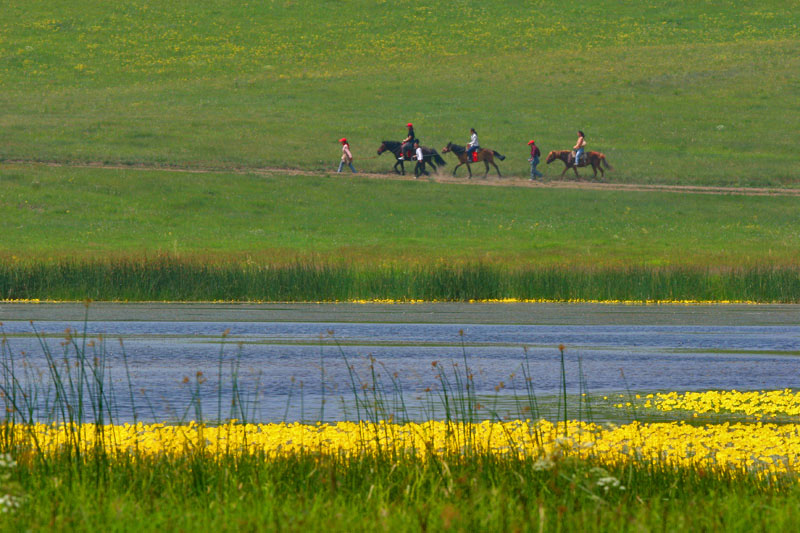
[601, 154, 613, 170]
[432, 152, 446, 166]
[492, 150, 506, 161]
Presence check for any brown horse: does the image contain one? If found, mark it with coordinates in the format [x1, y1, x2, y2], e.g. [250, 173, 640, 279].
[546, 150, 613, 179]
[441, 142, 505, 178]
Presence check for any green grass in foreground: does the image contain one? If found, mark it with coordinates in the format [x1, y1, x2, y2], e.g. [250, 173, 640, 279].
[3, 452, 797, 532]
[1, 1, 798, 186]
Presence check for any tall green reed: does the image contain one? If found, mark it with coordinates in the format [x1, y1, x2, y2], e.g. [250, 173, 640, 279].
[0, 257, 798, 302]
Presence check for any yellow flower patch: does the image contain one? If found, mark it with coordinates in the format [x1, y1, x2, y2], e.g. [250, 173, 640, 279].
[11, 418, 800, 477]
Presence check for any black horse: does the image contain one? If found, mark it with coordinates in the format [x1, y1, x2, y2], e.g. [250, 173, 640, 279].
[377, 141, 446, 175]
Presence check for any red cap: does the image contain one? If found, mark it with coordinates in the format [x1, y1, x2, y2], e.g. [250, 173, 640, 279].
[339, 138, 347, 143]
[527, 140, 536, 145]
[406, 123, 413, 127]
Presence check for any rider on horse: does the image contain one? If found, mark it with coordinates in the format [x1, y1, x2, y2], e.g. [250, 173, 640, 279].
[399, 123, 417, 161]
[573, 130, 586, 166]
[466, 128, 480, 161]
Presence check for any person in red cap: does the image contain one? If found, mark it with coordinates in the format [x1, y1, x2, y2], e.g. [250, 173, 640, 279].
[528, 140, 543, 180]
[399, 123, 417, 161]
[337, 138, 356, 173]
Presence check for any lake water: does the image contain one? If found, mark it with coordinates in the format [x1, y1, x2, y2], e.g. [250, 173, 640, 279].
[0, 302, 798, 423]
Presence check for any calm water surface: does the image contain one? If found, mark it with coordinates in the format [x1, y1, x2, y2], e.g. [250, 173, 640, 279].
[0, 303, 798, 423]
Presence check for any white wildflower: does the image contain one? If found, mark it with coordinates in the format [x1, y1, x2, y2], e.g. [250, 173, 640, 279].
[0, 494, 21, 513]
[596, 476, 625, 493]
[532, 457, 555, 471]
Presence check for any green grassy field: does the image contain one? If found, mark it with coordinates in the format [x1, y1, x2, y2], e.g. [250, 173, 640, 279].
[2, 1, 798, 186]
[2, 164, 799, 266]
[1, 1, 797, 301]
[1, 164, 799, 301]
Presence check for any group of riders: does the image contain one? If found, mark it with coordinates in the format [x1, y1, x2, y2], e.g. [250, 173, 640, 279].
[338, 123, 593, 180]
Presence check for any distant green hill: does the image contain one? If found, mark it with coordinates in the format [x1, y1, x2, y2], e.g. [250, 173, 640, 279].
[2, 1, 798, 186]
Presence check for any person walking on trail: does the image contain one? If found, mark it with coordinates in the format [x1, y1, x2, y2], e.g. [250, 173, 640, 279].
[528, 139, 543, 180]
[466, 128, 480, 161]
[337, 138, 356, 173]
[573, 130, 586, 166]
[413, 141, 429, 178]
[399, 123, 417, 160]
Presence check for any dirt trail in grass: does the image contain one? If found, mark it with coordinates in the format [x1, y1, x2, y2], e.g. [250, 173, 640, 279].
[6, 159, 800, 197]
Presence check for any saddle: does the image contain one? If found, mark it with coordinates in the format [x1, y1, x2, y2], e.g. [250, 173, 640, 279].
[470, 151, 479, 162]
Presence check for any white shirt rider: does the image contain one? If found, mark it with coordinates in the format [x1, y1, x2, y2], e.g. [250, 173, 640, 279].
[468, 132, 479, 148]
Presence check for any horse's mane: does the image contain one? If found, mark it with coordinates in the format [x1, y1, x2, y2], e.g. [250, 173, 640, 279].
[447, 143, 466, 154]
[381, 140, 402, 148]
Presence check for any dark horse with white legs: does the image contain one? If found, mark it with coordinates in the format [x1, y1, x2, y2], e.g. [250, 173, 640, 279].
[441, 142, 505, 178]
[546, 150, 613, 179]
[377, 141, 446, 175]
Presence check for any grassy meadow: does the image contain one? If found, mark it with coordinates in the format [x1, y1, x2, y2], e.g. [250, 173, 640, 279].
[1, 164, 799, 301]
[2, 0, 799, 301]
[1, 1, 798, 186]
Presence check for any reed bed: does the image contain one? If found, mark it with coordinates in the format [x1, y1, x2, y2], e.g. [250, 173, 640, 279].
[1, 258, 799, 303]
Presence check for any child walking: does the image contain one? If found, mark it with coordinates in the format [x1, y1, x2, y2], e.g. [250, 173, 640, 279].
[528, 139, 543, 180]
[413, 141, 429, 178]
[337, 138, 356, 173]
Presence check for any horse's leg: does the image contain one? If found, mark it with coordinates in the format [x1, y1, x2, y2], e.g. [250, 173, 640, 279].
[572, 165, 580, 179]
[452, 162, 463, 176]
[561, 164, 568, 178]
[466, 163, 472, 179]
[483, 160, 490, 178]
[491, 160, 501, 177]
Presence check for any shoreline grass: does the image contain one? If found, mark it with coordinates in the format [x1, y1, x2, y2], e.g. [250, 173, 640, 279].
[0, 258, 797, 303]
[4, 449, 799, 531]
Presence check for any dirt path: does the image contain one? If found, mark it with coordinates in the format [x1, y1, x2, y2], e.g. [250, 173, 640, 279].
[5, 159, 800, 197]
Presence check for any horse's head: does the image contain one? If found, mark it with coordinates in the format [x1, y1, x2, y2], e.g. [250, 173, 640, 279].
[377, 142, 387, 155]
[545, 151, 558, 164]
[442, 142, 453, 153]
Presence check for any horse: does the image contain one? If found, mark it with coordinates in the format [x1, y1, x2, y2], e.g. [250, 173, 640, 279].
[546, 150, 613, 179]
[377, 141, 446, 176]
[441, 142, 505, 178]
